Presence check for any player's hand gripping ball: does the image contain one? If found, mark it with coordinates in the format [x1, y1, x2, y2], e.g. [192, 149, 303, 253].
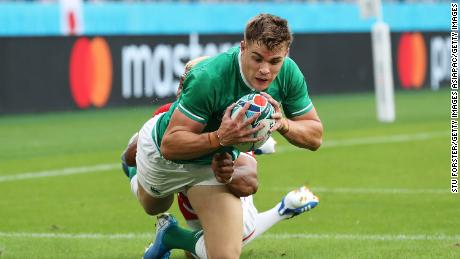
[231, 93, 276, 152]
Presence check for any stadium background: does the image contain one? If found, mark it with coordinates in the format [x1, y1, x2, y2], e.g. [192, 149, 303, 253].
[0, 1, 456, 258]
[0, 1, 450, 113]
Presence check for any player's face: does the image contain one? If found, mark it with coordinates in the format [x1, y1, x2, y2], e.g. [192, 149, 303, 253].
[240, 41, 288, 91]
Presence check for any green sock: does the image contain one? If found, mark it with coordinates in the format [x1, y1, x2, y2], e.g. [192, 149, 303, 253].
[163, 225, 203, 254]
[128, 167, 137, 180]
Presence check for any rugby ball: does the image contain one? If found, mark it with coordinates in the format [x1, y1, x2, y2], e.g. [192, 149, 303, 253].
[231, 93, 275, 152]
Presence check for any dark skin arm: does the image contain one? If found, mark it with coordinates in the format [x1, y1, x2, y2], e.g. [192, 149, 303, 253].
[124, 135, 138, 167]
[212, 152, 258, 197]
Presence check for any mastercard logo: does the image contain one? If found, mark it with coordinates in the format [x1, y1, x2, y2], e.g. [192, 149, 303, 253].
[69, 37, 112, 109]
[397, 32, 427, 89]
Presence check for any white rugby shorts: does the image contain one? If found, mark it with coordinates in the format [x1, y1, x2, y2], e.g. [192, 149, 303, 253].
[136, 114, 223, 198]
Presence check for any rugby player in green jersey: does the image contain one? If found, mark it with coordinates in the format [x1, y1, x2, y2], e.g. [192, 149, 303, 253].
[122, 57, 319, 259]
[135, 14, 323, 259]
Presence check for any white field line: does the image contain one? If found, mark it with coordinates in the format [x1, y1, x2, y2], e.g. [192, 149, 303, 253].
[0, 232, 151, 240]
[0, 163, 119, 183]
[276, 131, 447, 153]
[267, 187, 447, 195]
[0, 232, 458, 241]
[0, 131, 446, 183]
[261, 233, 460, 241]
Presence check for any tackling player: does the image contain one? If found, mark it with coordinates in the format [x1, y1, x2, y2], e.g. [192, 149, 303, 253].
[123, 130, 318, 259]
[126, 13, 323, 259]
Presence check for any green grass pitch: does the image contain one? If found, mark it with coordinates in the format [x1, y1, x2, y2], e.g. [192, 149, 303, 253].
[0, 89, 458, 258]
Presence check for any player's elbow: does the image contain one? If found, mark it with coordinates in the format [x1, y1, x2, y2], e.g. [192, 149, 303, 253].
[239, 175, 259, 197]
[247, 180, 259, 196]
[160, 146, 176, 161]
[307, 125, 323, 151]
[295, 136, 322, 151]
[309, 137, 322, 151]
[227, 156, 259, 197]
[160, 147, 171, 160]
[228, 176, 258, 197]
[160, 137, 175, 160]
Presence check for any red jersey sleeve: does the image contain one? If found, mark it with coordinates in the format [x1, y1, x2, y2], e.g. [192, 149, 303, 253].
[153, 103, 173, 117]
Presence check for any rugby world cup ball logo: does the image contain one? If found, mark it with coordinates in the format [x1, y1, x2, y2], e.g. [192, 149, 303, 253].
[231, 93, 275, 152]
[69, 37, 113, 109]
[397, 32, 427, 89]
[236, 93, 273, 121]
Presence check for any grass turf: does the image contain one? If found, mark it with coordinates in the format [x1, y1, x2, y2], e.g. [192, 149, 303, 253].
[0, 89, 457, 258]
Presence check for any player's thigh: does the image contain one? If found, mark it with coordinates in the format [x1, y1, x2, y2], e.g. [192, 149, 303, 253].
[187, 185, 243, 259]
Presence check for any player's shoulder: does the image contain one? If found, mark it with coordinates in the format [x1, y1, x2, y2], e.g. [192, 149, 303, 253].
[278, 56, 304, 81]
[184, 46, 239, 85]
[193, 46, 238, 75]
[281, 56, 300, 72]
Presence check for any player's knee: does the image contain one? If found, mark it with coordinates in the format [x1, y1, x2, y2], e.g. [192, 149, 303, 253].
[140, 198, 170, 215]
[207, 244, 241, 259]
[138, 188, 173, 215]
[141, 205, 163, 216]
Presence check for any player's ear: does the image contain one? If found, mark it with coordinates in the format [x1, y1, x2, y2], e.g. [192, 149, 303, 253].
[240, 41, 246, 51]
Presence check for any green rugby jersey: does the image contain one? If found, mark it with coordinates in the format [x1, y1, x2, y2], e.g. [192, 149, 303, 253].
[155, 46, 313, 165]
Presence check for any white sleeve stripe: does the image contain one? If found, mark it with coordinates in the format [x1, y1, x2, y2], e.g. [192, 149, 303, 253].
[178, 103, 206, 122]
[291, 103, 313, 115]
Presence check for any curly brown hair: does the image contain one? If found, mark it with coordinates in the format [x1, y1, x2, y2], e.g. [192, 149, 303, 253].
[244, 14, 293, 51]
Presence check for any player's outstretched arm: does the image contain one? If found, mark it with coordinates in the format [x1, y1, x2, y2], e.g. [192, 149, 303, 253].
[261, 92, 323, 151]
[161, 109, 220, 160]
[279, 108, 323, 151]
[161, 103, 265, 160]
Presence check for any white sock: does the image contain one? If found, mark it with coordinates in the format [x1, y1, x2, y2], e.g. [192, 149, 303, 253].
[243, 202, 287, 245]
[130, 174, 139, 198]
[194, 235, 208, 259]
[192, 204, 286, 257]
